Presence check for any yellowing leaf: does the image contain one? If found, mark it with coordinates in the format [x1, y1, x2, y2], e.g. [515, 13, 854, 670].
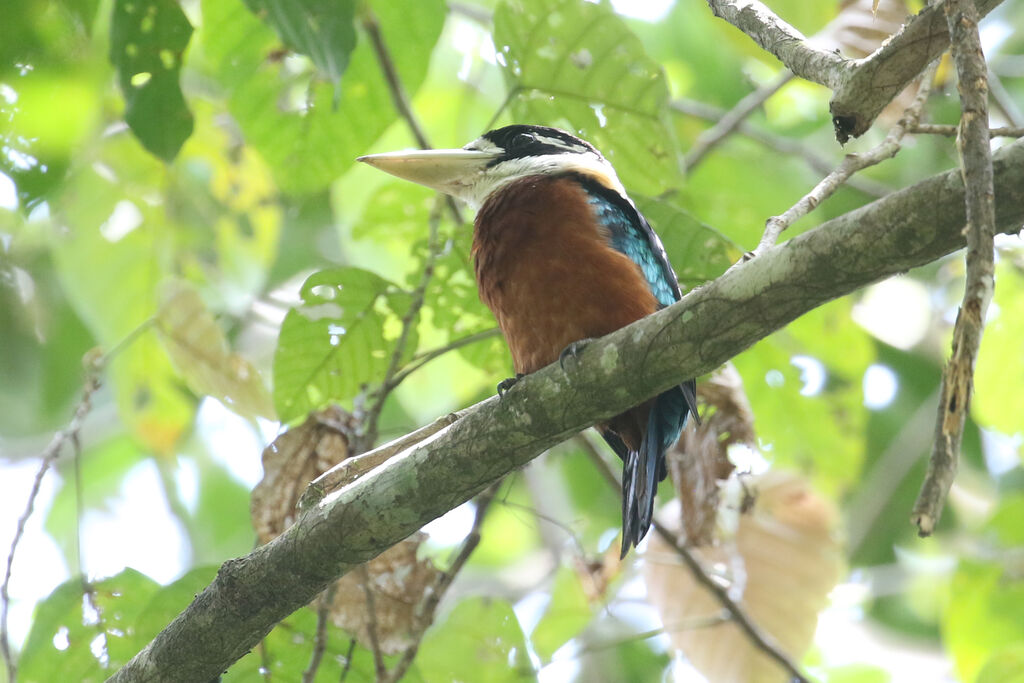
[644, 472, 843, 683]
[156, 281, 275, 419]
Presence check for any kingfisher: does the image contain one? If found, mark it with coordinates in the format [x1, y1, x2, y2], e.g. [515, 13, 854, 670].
[358, 125, 698, 556]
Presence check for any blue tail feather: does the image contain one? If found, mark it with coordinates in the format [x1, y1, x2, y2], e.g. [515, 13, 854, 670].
[617, 381, 699, 558]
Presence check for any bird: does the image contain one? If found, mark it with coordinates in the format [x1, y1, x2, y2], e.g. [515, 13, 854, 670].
[358, 125, 699, 557]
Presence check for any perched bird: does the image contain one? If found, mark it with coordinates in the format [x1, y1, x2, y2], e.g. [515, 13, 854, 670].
[358, 125, 698, 556]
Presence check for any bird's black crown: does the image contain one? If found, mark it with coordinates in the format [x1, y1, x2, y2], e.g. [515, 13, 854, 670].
[480, 125, 601, 163]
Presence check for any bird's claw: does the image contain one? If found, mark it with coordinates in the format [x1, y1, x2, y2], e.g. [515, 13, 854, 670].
[497, 373, 524, 399]
[559, 338, 594, 371]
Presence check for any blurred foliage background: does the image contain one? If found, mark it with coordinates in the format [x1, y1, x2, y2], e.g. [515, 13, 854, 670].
[1, 0, 1023, 681]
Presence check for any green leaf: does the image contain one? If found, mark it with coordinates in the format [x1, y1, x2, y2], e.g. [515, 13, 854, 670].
[225, 605, 424, 682]
[974, 262, 1024, 435]
[986, 495, 1024, 546]
[241, 0, 356, 84]
[732, 325, 865, 494]
[110, 0, 194, 161]
[272, 267, 416, 422]
[944, 560, 1024, 683]
[977, 644, 1024, 683]
[417, 598, 535, 682]
[132, 566, 218, 646]
[199, 0, 444, 194]
[493, 0, 683, 197]
[19, 569, 161, 681]
[531, 568, 593, 662]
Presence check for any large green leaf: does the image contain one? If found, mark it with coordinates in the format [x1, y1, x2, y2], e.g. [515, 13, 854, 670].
[531, 568, 593, 662]
[417, 597, 535, 682]
[241, 0, 356, 85]
[19, 569, 161, 682]
[493, 0, 684, 197]
[131, 566, 219, 647]
[273, 267, 417, 422]
[199, 0, 445, 194]
[110, 0, 194, 160]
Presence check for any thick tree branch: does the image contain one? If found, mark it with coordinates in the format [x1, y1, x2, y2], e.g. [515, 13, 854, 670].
[110, 140, 1024, 682]
[705, 0, 1006, 142]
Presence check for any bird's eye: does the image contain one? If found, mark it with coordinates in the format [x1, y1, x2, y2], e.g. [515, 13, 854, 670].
[510, 132, 535, 149]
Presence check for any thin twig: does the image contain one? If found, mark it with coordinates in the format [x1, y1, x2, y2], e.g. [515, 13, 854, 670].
[650, 519, 809, 682]
[361, 10, 465, 226]
[338, 637, 357, 683]
[580, 443, 809, 683]
[74, 435, 107, 665]
[356, 253, 441, 451]
[753, 61, 939, 256]
[908, 123, 1024, 137]
[1, 366, 102, 682]
[560, 614, 731, 661]
[302, 584, 338, 683]
[381, 486, 498, 683]
[912, 0, 996, 536]
[357, 565, 387, 680]
[259, 639, 273, 681]
[671, 98, 891, 198]
[382, 328, 502, 393]
[359, 201, 445, 450]
[987, 69, 1024, 128]
[684, 71, 794, 171]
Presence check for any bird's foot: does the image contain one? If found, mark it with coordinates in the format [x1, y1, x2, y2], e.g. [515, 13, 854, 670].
[559, 338, 594, 371]
[497, 373, 524, 399]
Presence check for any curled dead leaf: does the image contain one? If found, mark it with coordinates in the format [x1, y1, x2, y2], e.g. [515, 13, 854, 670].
[644, 472, 843, 683]
[251, 406, 441, 655]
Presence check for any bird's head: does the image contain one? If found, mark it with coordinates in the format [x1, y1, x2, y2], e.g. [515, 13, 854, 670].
[358, 125, 626, 208]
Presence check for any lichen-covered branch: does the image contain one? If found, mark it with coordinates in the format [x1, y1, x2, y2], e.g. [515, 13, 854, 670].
[912, 0, 996, 536]
[705, 0, 1006, 142]
[110, 140, 1024, 682]
[705, 1, 849, 88]
[830, 0, 1004, 142]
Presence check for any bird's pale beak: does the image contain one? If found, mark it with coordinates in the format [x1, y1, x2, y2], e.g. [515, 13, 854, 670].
[357, 148, 496, 197]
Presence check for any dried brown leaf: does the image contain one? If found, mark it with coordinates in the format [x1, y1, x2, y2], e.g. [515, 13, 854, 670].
[251, 406, 440, 654]
[330, 534, 439, 655]
[644, 472, 843, 683]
